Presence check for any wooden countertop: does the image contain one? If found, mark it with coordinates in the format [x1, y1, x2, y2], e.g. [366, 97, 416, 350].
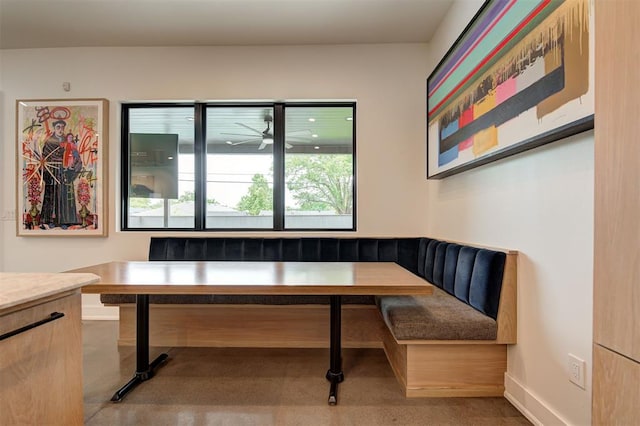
[0, 272, 100, 313]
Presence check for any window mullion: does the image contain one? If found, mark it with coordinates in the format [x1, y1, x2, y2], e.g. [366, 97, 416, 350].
[273, 103, 285, 230]
[194, 103, 207, 230]
[120, 106, 131, 229]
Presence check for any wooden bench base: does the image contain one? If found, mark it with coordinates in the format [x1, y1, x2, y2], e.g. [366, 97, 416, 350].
[114, 304, 386, 348]
[112, 303, 509, 398]
[381, 324, 507, 397]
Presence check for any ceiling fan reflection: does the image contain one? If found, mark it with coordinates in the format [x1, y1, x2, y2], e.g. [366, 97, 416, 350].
[221, 115, 311, 150]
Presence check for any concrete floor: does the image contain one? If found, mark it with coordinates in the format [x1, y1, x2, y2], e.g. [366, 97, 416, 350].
[83, 321, 531, 425]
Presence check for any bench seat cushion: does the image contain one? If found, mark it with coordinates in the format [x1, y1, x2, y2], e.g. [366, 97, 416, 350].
[378, 288, 497, 341]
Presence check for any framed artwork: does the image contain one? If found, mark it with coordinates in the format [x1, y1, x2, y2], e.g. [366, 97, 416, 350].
[427, 0, 594, 179]
[16, 98, 109, 236]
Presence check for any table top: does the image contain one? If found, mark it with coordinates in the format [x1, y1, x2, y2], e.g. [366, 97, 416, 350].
[68, 261, 433, 296]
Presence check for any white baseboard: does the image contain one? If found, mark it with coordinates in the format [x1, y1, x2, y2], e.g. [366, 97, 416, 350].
[81, 304, 119, 320]
[504, 373, 567, 426]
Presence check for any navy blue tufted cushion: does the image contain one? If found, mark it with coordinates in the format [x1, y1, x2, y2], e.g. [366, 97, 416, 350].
[337, 239, 358, 261]
[148, 237, 426, 267]
[357, 239, 377, 261]
[263, 238, 282, 260]
[416, 239, 429, 278]
[183, 238, 205, 259]
[300, 238, 319, 261]
[243, 239, 264, 260]
[320, 239, 340, 261]
[225, 239, 245, 259]
[204, 238, 224, 259]
[454, 247, 478, 303]
[282, 239, 301, 260]
[432, 242, 448, 288]
[399, 238, 424, 276]
[468, 250, 506, 319]
[423, 239, 440, 283]
[378, 239, 399, 262]
[442, 244, 462, 295]
[165, 238, 186, 259]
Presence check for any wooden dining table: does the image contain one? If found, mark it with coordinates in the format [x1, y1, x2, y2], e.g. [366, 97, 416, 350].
[69, 261, 433, 405]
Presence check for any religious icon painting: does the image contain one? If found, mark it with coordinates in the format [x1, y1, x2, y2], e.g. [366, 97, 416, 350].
[16, 99, 109, 236]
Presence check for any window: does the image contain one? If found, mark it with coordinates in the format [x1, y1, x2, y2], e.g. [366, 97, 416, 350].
[125, 105, 194, 229]
[284, 106, 354, 229]
[122, 102, 355, 231]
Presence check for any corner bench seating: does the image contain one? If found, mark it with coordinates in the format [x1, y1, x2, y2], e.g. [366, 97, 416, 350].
[102, 236, 517, 397]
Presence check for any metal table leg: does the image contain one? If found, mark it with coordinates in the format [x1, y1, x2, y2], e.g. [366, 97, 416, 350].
[110, 294, 169, 402]
[326, 295, 344, 405]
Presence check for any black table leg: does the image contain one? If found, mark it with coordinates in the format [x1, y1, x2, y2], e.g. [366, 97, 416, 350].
[110, 294, 169, 402]
[326, 295, 344, 405]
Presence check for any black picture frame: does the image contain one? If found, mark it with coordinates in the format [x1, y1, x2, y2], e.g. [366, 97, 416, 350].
[426, 0, 594, 179]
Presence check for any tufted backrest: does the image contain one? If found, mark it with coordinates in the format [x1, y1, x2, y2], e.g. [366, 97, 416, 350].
[147, 236, 506, 319]
[149, 237, 427, 275]
[417, 240, 506, 319]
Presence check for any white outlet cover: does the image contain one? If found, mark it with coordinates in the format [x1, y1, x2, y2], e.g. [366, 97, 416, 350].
[1, 210, 16, 221]
[568, 353, 586, 389]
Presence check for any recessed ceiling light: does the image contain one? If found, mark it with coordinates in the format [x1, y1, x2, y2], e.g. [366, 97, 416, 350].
[314, 146, 320, 150]
[345, 117, 353, 121]
[311, 134, 318, 138]
[167, 156, 174, 160]
[225, 141, 233, 145]
[308, 118, 316, 122]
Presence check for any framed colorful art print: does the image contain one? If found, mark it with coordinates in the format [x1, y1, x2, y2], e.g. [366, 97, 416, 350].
[427, 0, 594, 179]
[16, 98, 109, 236]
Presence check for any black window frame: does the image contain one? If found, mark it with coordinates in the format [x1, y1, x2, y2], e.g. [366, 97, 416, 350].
[121, 101, 357, 232]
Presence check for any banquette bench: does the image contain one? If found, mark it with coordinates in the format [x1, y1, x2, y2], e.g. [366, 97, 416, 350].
[101, 237, 517, 397]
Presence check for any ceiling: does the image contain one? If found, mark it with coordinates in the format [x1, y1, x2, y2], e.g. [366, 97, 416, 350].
[128, 105, 355, 154]
[2, 0, 453, 154]
[0, 0, 454, 49]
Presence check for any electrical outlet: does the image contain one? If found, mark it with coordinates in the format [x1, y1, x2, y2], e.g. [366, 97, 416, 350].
[568, 354, 586, 389]
[0, 210, 16, 221]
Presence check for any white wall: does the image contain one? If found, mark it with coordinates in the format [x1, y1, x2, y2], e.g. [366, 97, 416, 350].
[0, 48, 4, 272]
[427, 1, 593, 425]
[0, 44, 431, 315]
